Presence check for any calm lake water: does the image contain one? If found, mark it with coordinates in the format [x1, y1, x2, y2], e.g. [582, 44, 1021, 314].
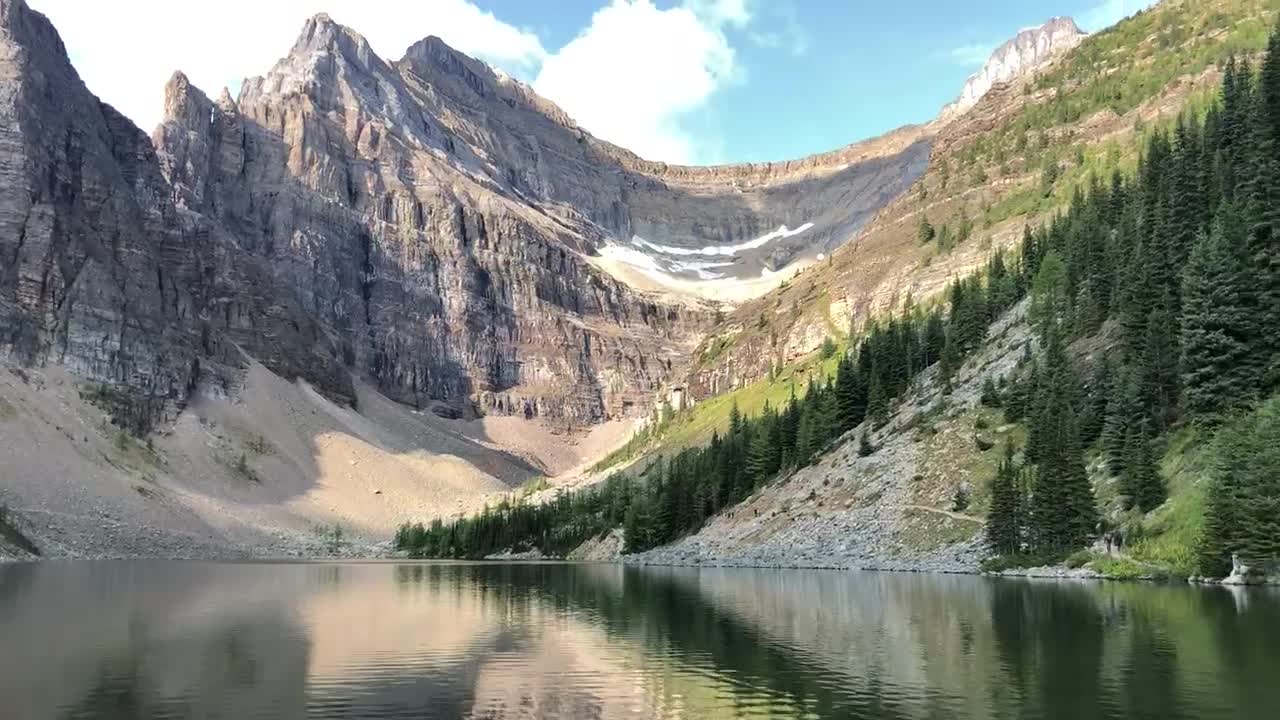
[1, 562, 1278, 719]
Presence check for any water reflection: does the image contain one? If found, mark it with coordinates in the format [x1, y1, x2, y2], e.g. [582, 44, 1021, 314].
[0, 561, 1278, 719]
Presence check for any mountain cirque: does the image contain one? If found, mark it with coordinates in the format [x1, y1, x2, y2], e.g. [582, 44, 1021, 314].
[0, 1, 957, 431]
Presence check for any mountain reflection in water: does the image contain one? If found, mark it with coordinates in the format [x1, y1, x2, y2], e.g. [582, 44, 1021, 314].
[1, 561, 1277, 719]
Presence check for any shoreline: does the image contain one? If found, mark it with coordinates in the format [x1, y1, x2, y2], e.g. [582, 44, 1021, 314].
[6, 552, 1278, 587]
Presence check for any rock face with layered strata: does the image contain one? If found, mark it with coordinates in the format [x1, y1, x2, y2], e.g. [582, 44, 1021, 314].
[0, 1, 939, 429]
[941, 17, 1085, 120]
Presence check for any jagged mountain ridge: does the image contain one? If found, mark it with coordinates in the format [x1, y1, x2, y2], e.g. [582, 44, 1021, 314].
[0, 0, 1087, 436]
[0, 1, 701, 428]
[253, 16, 934, 296]
[942, 17, 1086, 120]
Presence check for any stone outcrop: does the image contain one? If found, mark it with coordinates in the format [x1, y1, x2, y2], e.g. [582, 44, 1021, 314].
[0, 2, 707, 428]
[941, 17, 1085, 120]
[0, 0, 224, 430]
[0, 1, 1087, 435]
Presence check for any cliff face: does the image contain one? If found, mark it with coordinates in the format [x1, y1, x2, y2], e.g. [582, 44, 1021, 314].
[152, 15, 709, 425]
[0, 3, 704, 429]
[0, 0, 216, 430]
[0, 2, 939, 430]
[941, 17, 1085, 120]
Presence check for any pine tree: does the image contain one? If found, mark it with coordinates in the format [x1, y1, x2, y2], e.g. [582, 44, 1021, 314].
[1119, 421, 1166, 513]
[858, 429, 875, 457]
[744, 405, 777, 487]
[986, 441, 1022, 555]
[918, 214, 935, 244]
[794, 410, 815, 466]
[779, 386, 800, 466]
[835, 355, 866, 431]
[1140, 292, 1180, 431]
[866, 370, 889, 427]
[729, 400, 745, 436]
[1102, 366, 1143, 478]
[1200, 397, 1280, 574]
[1180, 216, 1262, 421]
[1027, 327, 1097, 552]
[1079, 357, 1112, 444]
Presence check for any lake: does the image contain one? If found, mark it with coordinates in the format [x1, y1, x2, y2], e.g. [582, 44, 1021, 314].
[1, 561, 1277, 719]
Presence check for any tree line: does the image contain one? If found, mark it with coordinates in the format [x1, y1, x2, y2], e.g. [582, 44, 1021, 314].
[397, 245, 1024, 558]
[987, 24, 1280, 574]
[398, 23, 1280, 569]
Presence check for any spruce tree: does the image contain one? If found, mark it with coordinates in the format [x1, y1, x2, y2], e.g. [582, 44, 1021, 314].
[1027, 327, 1097, 552]
[1180, 216, 1261, 421]
[858, 429, 875, 457]
[744, 405, 776, 487]
[794, 410, 815, 466]
[1201, 398, 1280, 574]
[866, 370, 889, 427]
[1140, 292, 1180, 430]
[986, 441, 1022, 555]
[1119, 422, 1166, 513]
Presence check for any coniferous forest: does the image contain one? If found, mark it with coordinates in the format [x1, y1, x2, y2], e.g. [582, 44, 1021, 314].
[398, 23, 1280, 577]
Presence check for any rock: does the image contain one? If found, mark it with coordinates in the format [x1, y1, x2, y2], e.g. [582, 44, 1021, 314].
[0, 1, 708, 428]
[940, 17, 1085, 120]
[1221, 553, 1259, 585]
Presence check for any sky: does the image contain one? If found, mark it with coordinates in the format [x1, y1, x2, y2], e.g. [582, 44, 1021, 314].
[28, 0, 1157, 166]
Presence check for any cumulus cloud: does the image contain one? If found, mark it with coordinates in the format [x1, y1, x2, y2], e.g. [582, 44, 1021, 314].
[27, 0, 547, 132]
[533, 0, 743, 164]
[1079, 0, 1159, 33]
[747, 1, 808, 57]
[29, 0, 764, 164]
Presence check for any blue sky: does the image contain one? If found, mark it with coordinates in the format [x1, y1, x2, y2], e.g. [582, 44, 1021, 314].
[31, 0, 1155, 165]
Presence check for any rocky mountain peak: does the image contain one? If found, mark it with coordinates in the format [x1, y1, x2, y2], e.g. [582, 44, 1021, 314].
[941, 16, 1085, 120]
[400, 33, 500, 99]
[238, 12, 392, 107]
[160, 70, 204, 123]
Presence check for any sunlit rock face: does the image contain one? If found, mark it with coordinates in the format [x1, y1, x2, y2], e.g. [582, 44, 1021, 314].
[0, 1, 931, 427]
[941, 17, 1085, 120]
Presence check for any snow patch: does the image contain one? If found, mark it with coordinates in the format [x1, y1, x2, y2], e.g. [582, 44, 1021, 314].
[671, 259, 735, 280]
[630, 222, 815, 257]
[599, 244, 736, 281]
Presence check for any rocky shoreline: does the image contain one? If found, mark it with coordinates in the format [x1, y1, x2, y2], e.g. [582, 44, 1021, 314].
[7, 544, 1279, 587]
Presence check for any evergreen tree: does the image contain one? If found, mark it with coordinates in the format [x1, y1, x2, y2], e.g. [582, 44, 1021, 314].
[986, 441, 1022, 555]
[918, 214, 936, 244]
[1140, 292, 1180, 431]
[866, 370, 889, 427]
[858, 429, 875, 457]
[744, 404, 777, 486]
[1027, 327, 1097, 552]
[1119, 421, 1166, 513]
[1199, 398, 1280, 575]
[1180, 216, 1262, 421]
[835, 355, 867, 431]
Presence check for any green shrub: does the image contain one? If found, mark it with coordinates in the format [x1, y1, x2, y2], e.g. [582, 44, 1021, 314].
[1065, 549, 1093, 568]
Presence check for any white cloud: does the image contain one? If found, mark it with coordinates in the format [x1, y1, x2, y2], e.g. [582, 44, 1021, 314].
[26, 0, 546, 132]
[28, 0, 766, 165]
[686, 0, 751, 28]
[747, 2, 808, 57]
[1079, 0, 1159, 33]
[533, 0, 743, 164]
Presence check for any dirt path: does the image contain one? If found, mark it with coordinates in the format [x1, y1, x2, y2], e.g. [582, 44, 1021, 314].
[903, 504, 984, 524]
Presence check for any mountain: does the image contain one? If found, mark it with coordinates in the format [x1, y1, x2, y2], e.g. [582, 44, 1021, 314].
[0, 1, 939, 437]
[941, 17, 1086, 120]
[683, 0, 1273, 400]
[3, 0, 1227, 561]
